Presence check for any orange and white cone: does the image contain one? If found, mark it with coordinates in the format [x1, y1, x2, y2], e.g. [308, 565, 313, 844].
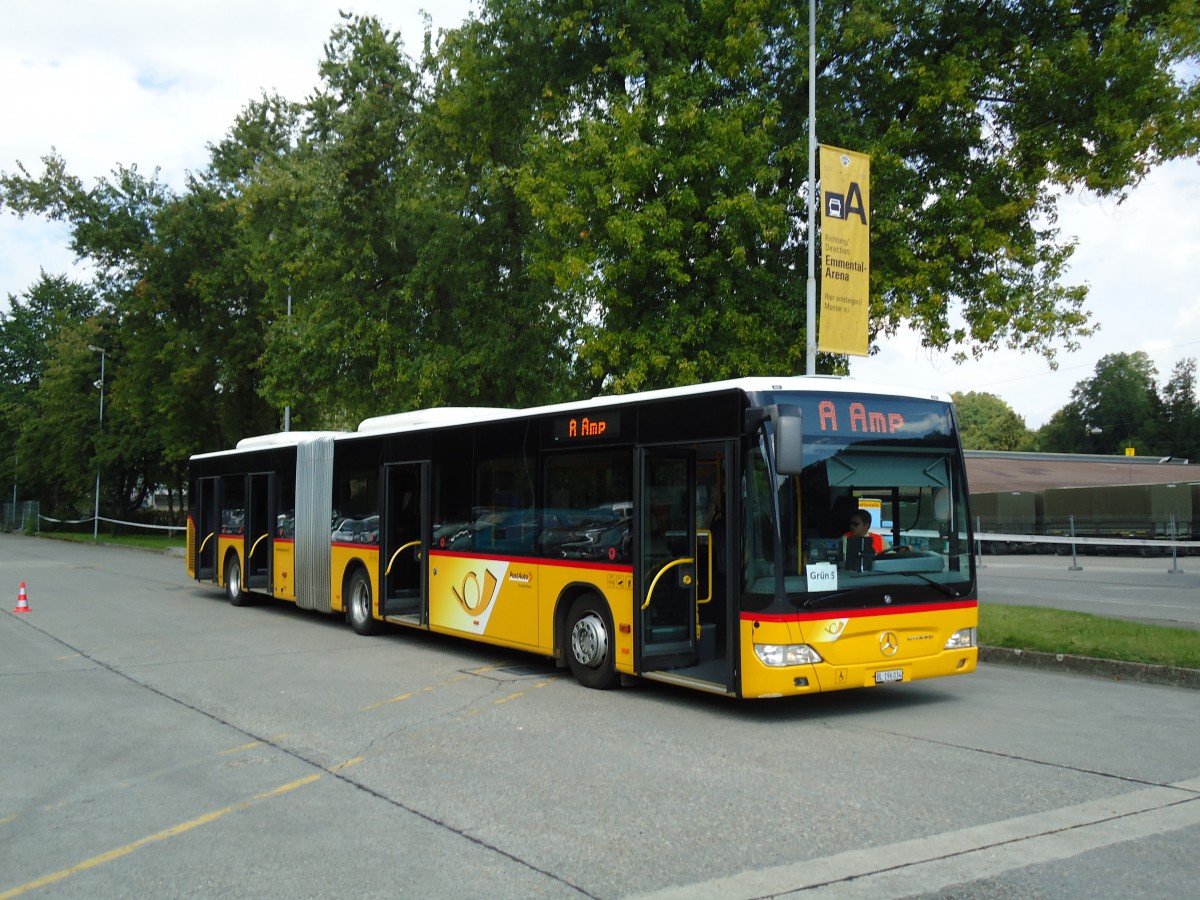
[12, 581, 30, 613]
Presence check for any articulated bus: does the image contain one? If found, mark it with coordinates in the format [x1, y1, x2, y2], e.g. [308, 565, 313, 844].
[186, 377, 977, 699]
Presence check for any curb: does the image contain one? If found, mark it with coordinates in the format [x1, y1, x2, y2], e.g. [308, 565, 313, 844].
[980, 646, 1200, 691]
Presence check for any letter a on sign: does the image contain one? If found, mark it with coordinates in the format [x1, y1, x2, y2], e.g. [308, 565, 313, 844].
[818, 145, 871, 357]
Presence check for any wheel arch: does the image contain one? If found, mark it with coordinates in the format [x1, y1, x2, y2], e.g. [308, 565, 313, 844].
[221, 545, 242, 588]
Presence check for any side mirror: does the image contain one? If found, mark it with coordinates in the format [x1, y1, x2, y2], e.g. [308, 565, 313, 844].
[773, 406, 804, 475]
[745, 404, 804, 474]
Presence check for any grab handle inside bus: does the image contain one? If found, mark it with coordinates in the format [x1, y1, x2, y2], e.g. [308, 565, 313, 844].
[642, 557, 695, 611]
[386, 540, 422, 575]
[248, 533, 269, 560]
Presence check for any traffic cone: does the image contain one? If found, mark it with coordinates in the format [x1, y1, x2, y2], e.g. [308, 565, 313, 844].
[12, 581, 30, 613]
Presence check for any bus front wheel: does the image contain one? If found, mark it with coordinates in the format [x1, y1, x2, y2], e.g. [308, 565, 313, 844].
[347, 569, 381, 635]
[566, 595, 619, 690]
[225, 555, 251, 607]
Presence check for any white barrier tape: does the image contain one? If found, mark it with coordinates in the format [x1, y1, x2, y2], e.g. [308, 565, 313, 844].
[40, 514, 183, 532]
[977, 532, 1200, 550]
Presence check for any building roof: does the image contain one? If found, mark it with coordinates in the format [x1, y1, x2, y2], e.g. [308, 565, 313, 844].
[965, 450, 1195, 494]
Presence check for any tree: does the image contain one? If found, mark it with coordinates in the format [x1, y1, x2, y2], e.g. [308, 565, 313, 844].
[1037, 352, 1160, 454]
[16, 323, 108, 514]
[1074, 351, 1159, 453]
[0, 274, 98, 389]
[489, 0, 1199, 389]
[951, 391, 1032, 451]
[0, 151, 280, 505]
[1151, 358, 1200, 461]
[0, 274, 99, 505]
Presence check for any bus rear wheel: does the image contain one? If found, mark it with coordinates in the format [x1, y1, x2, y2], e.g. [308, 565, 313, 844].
[225, 555, 251, 607]
[566, 595, 619, 690]
[347, 569, 381, 635]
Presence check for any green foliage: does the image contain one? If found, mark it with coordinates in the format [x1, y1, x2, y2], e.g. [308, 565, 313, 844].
[0, 274, 97, 389]
[1149, 358, 1200, 460]
[0, 274, 98, 498]
[1034, 351, 1198, 456]
[510, 0, 806, 390]
[17, 325, 107, 512]
[951, 391, 1033, 450]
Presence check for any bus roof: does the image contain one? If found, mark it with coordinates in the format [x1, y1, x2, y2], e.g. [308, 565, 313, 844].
[190, 430, 345, 461]
[189, 377, 953, 460]
[344, 375, 951, 438]
[357, 407, 512, 434]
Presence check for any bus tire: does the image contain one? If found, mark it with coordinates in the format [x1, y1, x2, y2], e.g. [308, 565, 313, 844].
[566, 595, 619, 690]
[225, 554, 251, 607]
[346, 568, 381, 635]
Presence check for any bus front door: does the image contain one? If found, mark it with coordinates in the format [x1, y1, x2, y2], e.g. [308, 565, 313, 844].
[636, 448, 697, 671]
[381, 461, 428, 624]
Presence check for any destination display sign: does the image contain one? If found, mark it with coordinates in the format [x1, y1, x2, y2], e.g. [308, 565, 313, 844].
[551, 413, 622, 443]
[793, 396, 954, 440]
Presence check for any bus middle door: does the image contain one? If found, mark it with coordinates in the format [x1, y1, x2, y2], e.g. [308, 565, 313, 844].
[244, 472, 274, 593]
[636, 448, 697, 671]
[381, 461, 428, 624]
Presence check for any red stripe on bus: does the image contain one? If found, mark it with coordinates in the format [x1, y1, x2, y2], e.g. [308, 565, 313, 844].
[428, 549, 632, 574]
[741, 599, 977, 623]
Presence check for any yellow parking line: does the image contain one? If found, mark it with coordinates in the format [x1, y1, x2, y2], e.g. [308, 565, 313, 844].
[221, 740, 264, 754]
[220, 733, 288, 754]
[360, 670, 478, 711]
[0, 774, 320, 900]
[361, 690, 417, 711]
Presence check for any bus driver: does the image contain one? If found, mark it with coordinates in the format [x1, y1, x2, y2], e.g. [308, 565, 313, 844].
[845, 509, 884, 554]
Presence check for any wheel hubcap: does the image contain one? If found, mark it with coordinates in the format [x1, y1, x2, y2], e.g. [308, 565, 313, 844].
[571, 612, 608, 669]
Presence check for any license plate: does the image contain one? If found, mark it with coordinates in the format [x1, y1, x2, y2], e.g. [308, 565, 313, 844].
[874, 668, 904, 684]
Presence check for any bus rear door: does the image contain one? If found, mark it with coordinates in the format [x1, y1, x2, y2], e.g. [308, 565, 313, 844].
[195, 476, 220, 583]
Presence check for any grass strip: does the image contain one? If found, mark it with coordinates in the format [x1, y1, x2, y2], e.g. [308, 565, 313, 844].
[980, 603, 1200, 670]
[38, 531, 185, 552]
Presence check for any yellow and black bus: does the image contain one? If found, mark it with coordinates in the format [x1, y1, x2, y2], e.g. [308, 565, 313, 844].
[187, 377, 977, 699]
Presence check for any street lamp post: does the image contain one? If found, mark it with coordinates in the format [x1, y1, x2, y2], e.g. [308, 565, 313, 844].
[283, 284, 291, 432]
[88, 344, 105, 540]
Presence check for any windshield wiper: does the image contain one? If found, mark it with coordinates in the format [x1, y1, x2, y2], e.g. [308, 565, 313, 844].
[802, 573, 964, 608]
[894, 571, 963, 597]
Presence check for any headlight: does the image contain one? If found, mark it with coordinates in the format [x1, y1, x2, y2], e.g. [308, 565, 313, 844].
[754, 643, 823, 667]
[944, 627, 976, 650]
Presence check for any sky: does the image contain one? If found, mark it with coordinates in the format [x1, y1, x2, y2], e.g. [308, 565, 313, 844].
[3, 1, 1198, 430]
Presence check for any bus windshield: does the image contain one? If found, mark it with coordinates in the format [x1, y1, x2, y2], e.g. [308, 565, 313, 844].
[742, 392, 973, 613]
